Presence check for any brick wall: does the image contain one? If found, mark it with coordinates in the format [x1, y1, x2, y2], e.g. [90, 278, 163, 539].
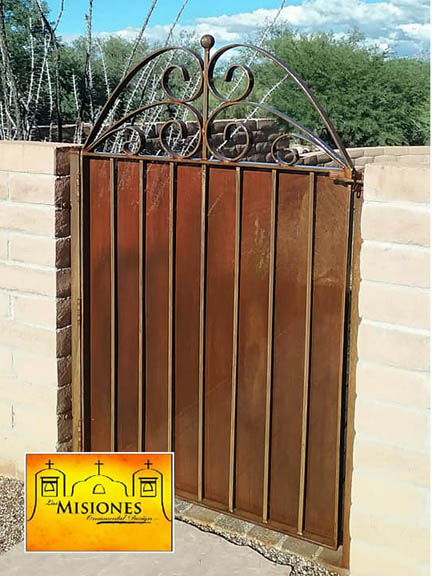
[0, 142, 77, 478]
[0, 142, 429, 574]
[349, 162, 430, 575]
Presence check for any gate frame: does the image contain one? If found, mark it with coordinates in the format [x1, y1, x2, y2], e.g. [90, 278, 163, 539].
[70, 33, 363, 568]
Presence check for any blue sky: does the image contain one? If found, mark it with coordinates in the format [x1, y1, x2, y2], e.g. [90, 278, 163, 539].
[46, 0, 430, 57]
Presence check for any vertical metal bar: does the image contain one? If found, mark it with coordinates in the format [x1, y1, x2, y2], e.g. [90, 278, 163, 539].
[198, 164, 207, 501]
[71, 151, 81, 452]
[335, 186, 356, 542]
[228, 166, 241, 513]
[263, 169, 277, 522]
[297, 171, 316, 534]
[168, 162, 175, 452]
[138, 160, 144, 452]
[80, 152, 88, 450]
[200, 35, 214, 161]
[110, 158, 117, 452]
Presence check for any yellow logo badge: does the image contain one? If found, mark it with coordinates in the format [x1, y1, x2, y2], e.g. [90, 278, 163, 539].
[25, 453, 173, 552]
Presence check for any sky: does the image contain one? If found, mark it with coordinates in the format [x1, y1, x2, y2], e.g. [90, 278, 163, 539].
[47, 0, 430, 57]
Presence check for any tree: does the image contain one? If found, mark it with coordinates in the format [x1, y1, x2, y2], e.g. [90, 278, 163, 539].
[0, 0, 50, 138]
[59, 35, 151, 125]
[248, 29, 430, 147]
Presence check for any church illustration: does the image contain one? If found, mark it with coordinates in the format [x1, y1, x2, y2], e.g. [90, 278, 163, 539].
[27, 457, 171, 523]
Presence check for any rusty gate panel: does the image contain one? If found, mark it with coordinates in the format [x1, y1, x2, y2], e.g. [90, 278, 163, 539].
[174, 164, 202, 496]
[73, 34, 363, 550]
[270, 171, 312, 531]
[116, 160, 141, 452]
[144, 162, 171, 453]
[235, 169, 273, 518]
[304, 174, 351, 545]
[204, 167, 237, 509]
[88, 158, 112, 452]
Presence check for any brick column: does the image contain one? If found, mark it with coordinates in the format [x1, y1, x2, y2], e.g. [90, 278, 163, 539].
[349, 162, 430, 575]
[0, 141, 78, 478]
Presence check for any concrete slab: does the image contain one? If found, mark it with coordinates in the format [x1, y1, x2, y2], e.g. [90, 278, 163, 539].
[0, 521, 292, 576]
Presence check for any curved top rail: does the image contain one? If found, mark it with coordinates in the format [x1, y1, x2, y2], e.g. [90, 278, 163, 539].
[84, 34, 354, 172]
[207, 42, 354, 170]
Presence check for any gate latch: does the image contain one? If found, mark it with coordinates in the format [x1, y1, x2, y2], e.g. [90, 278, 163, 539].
[333, 170, 363, 198]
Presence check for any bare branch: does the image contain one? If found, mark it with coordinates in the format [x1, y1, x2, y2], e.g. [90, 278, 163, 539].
[72, 74, 79, 113]
[53, 0, 65, 32]
[77, 0, 94, 136]
[26, 15, 35, 110]
[28, 35, 50, 137]
[45, 56, 54, 140]
[34, 0, 63, 141]
[121, 0, 158, 79]
[0, 0, 23, 138]
[96, 38, 110, 98]
[164, 0, 189, 46]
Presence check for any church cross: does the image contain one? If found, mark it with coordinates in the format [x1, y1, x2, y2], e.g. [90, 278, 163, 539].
[95, 459, 104, 474]
[45, 459, 54, 469]
[144, 459, 153, 470]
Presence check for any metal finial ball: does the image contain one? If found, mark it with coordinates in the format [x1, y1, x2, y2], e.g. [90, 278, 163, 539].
[200, 34, 215, 50]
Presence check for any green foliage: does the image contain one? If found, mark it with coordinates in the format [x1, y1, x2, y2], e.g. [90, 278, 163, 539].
[251, 29, 430, 147]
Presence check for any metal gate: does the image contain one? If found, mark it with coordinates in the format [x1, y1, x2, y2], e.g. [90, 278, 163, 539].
[71, 34, 361, 549]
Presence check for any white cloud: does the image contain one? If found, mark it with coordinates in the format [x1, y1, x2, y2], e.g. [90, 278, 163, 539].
[99, 0, 430, 58]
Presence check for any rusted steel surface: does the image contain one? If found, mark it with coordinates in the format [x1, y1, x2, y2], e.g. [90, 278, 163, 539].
[116, 160, 141, 452]
[235, 169, 272, 518]
[204, 167, 237, 508]
[144, 162, 171, 453]
[80, 155, 353, 548]
[76, 33, 359, 550]
[269, 171, 311, 531]
[303, 174, 351, 546]
[88, 158, 112, 452]
[174, 165, 202, 496]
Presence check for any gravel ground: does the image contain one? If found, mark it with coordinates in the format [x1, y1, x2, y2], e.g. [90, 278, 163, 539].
[0, 476, 24, 554]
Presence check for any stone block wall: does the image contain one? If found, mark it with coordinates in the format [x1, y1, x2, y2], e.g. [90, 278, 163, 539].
[0, 141, 429, 575]
[349, 162, 430, 576]
[34, 119, 430, 171]
[0, 142, 77, 478]
[301, 145, 430, 169]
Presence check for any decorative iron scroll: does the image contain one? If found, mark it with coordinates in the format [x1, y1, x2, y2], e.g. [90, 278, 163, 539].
[84, 34, 354, 171]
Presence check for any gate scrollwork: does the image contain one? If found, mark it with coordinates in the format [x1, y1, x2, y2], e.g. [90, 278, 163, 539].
[84, 34, 354, 171]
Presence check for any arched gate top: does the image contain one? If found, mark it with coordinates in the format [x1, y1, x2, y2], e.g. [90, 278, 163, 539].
[84, 34, 355, 172]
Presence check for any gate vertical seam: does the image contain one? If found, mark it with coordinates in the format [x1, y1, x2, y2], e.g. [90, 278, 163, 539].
[263, 169, 277, 522]
[297, 171, 316, 534]
[229, 166, 242, 513]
